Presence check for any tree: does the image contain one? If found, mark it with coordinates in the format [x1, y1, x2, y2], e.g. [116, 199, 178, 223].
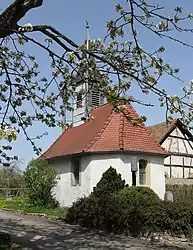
[0, 161, 24, 188]
[24, 159, 58, 208]
[0, 1, 192, 162]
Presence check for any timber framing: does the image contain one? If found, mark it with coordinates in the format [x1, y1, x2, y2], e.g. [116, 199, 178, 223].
[160, 119, 193, 145]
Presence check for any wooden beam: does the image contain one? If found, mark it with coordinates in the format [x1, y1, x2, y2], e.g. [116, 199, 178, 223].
[183, 156, 185, 178]
[165, 164, 193, 168]
[168, 135, 193, 141]
[184, 133, 193, 151]
[168, 152, 193, 158]
[170, 155, 172, 178]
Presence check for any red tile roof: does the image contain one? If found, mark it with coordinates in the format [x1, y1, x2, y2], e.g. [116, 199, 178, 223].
[42, 103, 167, 159]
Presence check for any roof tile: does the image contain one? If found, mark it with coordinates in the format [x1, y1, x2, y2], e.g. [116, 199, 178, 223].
[42, 103, 167, 159]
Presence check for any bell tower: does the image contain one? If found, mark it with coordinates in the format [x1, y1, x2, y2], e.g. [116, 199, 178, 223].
[72, 23, 104, 127]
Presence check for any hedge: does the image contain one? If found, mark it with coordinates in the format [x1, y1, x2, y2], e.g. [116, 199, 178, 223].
[66, 168, 193, 238]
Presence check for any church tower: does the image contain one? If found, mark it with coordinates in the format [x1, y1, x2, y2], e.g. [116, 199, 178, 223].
[72, 24, 104, 127]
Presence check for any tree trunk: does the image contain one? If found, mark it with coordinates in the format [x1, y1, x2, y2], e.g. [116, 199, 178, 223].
[0, 0, 43, 38]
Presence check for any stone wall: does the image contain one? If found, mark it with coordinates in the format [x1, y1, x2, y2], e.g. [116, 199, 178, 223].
[166, 178, 193, 185]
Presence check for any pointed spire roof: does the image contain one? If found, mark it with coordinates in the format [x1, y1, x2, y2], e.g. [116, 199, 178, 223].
[42, 103, 167, 159]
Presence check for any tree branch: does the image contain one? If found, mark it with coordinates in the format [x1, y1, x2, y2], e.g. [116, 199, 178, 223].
[0, 0, 43, 38]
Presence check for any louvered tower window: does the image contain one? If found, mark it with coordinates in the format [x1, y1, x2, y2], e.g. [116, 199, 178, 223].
[91, 89, 100, 107]
[76, 92, 82, 108]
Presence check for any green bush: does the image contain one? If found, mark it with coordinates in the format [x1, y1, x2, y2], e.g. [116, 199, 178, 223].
[66, 196, 99, 228]
[141, 201, 193, 238]
[24, 159, 59, 208]
[92, 166, 126, 198]
[119, 186, 160, 207]
[66, 194, 129, 234]
[66, 168, 193, 238]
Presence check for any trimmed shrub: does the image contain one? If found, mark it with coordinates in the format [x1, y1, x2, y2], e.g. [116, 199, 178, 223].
[66, 194, 129, 234]
[66, 168, 193, 238]
[24, 159, 59, 208]
[92, 166, 126, 198]
[141, 201, 193, 238]
[119, 186, 160, 207]
[65, 196, 99, 228]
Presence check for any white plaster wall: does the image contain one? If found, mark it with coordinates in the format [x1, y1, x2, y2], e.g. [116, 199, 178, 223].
[89, 153, 165, 200]
[150, 156, 165, 199]
[162, 127, 193, 155]
[51, 156, 92, 207]
[52, 153, 165, 207]
[89, 154, 132, 189]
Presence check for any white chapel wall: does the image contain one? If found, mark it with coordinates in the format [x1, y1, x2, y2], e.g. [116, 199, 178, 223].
[89, 153, 132, 189]
[52, 153, 165, 207]
[51, 156, 92, 207]
[89, 153, 165, 200]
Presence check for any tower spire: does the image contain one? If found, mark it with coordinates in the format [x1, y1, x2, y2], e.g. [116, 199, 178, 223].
[72, 22, 104, 127]
[85, 20, 89, 60]
[85, 21, 90, 117]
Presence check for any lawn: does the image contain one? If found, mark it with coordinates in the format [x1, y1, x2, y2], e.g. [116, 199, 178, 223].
[0, 196, 66, 220]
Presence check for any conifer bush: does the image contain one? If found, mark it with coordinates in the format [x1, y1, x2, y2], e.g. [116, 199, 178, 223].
[92, 166, 126, 198]
[66, 167, 193, 238]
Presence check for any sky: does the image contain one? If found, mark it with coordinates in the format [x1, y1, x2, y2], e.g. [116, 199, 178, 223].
[1, 0, 193, 169]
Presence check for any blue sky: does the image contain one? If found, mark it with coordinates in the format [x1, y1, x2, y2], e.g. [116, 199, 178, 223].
[1, 0, 193, 169]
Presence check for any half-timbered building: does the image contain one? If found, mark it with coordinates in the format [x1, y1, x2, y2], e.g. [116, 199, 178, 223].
[148, 119, 193, 179]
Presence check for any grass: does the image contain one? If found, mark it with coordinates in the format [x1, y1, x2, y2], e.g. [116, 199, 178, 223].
[0, 243, 23, 250]
[0, 196, 66, 220]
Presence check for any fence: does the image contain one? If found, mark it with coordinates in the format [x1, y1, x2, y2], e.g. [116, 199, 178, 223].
[166, 178, 193, 186]
[0, 188, 28, 197]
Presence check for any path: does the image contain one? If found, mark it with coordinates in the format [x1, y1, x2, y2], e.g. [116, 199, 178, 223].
[0, 210, 191, 250]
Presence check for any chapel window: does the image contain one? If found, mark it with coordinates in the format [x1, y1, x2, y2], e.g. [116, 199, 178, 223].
[139, 159, 148, 185]
[71, 158, 80, 185]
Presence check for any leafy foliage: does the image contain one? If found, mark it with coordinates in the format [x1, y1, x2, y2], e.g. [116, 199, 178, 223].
[66, 170, 193, 238]
[119, 186, 160, 207]
[24, 159, 59, 208]
[92, 166, 126, 198]
[66, 194, 129, 234]
[0, 162, 24, 189]
[0, 1, 193, 163]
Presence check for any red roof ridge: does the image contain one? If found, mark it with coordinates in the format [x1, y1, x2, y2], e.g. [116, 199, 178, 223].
[119, 112, 124, 150]
[85, 108, 114, 151]
[91, 102, 109, 111]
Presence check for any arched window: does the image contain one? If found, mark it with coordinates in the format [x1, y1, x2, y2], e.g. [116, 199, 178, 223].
[139, 159, 148, 185]
[71, 158, 80, 186]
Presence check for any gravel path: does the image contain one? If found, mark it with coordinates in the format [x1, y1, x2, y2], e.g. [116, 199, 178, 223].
[0, 210, 192, 250]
